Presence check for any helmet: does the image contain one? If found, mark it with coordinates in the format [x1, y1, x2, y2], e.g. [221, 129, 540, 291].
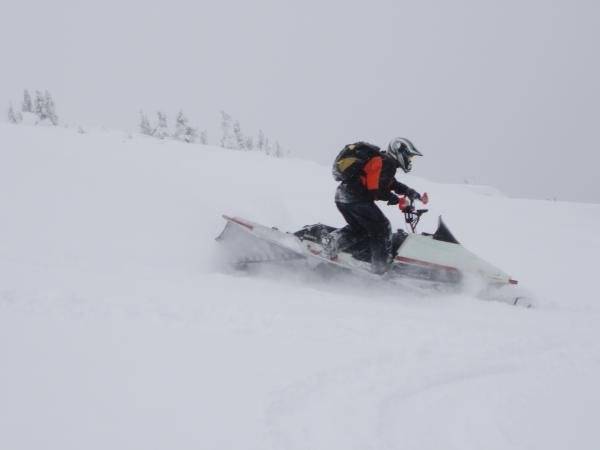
[386, 137, 423, 173]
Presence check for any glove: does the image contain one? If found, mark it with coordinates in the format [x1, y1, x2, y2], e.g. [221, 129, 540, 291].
[387, 195, 400, 206]
[398, 196, 409, 211]
[407, 189, 421, 201]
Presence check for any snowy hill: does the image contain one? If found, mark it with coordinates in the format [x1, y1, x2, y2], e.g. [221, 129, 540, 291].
[1, 123, 599, 450]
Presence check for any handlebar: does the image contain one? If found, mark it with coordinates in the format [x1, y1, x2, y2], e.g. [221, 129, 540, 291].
[403, 205, 428, 216]
[398, 194, 429, 233]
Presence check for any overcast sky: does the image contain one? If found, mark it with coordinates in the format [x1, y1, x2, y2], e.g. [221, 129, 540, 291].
[2, 0, 599, 202]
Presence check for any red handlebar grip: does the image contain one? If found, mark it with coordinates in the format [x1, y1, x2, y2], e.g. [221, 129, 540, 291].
[398, 196, 409, 211]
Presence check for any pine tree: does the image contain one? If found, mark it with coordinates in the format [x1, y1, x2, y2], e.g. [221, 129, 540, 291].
[139, 111, 153, 135]
[264, 137, 272, 156]
[173, 111, 197, 143]
[186, 126, 198, 143]
[173, 110, 187, 141]
[274, 141, 284, 158]
[34, 90, 46, 120]
[22, 90, 33, 113]
[8, 103, 20, 123]
[232, 120, 246, 150]
[44, 91, 58, 125]
[257, 130, 265, 153]
[199, 130, 208, 145]
[220, 110, 236, 149]
[154, 111, 169, 139]
[245, 136, 254, 151]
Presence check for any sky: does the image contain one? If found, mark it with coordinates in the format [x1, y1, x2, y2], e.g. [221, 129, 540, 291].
[2, 0, 599, 202]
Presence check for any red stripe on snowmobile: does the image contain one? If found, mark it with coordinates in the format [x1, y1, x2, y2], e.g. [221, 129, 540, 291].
[223, 215, 254, 230]
[394, 256, 459, 272]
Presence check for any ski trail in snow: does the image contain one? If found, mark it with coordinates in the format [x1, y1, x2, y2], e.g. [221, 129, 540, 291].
[265, 353, 511, 450]
[265, 333, 600, 450]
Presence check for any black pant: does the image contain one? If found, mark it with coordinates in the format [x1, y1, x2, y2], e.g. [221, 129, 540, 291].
[335, 201, 392, 274]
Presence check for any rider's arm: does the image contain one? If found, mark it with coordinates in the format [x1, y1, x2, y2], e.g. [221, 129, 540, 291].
[392, 179, 420, 200]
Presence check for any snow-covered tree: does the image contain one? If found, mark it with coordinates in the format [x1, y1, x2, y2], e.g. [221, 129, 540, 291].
[256, 130, 265, 153]
[154, 111, 169, 139]
[44, 91, 58, 125]
[139, 111, 153, 136]
[245, 136, 254, 151]
[173, 110, 187, 140]
[220, 110, 236, 149]
[185, 125, 198, 143]
[173, 111, 197, 143]
[34, 90, 46, 120]
[199, 130, 208, 145]
[274, 141, 284, 158]
[232, 120, 246, 150]
[22, 90, 33, 113]
[7, 103, 21, 124]
[264, 137, 272, 156]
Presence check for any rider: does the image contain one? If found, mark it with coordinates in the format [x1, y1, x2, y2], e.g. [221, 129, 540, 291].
[324, 137, 425, 274]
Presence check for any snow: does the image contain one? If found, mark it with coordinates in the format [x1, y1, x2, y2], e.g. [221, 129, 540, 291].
[1, 123, 599, 450]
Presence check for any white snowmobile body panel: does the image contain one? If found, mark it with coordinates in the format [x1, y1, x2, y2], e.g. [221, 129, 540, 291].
[217, 215, 515, 286]
[396, 233, 512, 285]
[218, 216, 375, 273]
[216, 216, 305, 264]
[216, 215, 531, 306]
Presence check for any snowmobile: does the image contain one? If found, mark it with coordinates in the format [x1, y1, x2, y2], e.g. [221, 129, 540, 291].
[216, 197, 532, 307]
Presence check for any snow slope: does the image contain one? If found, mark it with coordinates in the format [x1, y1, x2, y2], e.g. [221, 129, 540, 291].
[1, 123, 599, 450]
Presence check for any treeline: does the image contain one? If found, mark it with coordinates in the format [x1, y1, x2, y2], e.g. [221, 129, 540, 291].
[7, 89, 59, 125]
[219, 110, 289, 157]
[6, 90, 292, 157]
[139, 110, 207, 145]
[139, 110, 290, 158]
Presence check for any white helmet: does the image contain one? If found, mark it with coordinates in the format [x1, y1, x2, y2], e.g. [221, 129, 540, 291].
[386, 137, 423, 173]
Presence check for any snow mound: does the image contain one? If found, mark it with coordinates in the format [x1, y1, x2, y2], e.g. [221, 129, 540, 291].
[1, 123, 599, 450]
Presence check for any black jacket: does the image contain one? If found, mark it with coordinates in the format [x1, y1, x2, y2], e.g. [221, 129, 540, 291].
[335, 152, 415, 204]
